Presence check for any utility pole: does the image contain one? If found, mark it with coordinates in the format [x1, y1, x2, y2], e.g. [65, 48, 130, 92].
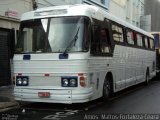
[32, 0, 37, 10]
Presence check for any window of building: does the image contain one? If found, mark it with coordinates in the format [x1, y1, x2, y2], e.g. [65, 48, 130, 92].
[101, 0, 105, 5]
[112, 24, 124, 43]
[126, 29, 134, 45]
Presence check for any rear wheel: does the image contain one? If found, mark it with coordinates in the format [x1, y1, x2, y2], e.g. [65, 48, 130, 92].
[145, 69, 150, 85]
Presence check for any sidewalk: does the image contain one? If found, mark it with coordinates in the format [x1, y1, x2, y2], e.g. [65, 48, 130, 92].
[0, 85, 18, 112]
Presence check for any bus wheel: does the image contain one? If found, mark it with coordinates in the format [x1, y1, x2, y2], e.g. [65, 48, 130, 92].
[102, 76, 112, 101]
[145, 69, 150, 85]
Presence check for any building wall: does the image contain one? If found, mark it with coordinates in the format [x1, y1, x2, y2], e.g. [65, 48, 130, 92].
[0, 0, 33, 86]
[109, 0, 144, 28]
[36, 0, 144, 28]
[144, 0, 160, 32]
[0, 0, 144, 28]
[0, 0, 32, 19]
[109, 0, 126, 21]
[37, 0, 109, 10]
[0, 0, 33, 29]
[0, 16, 19, 29]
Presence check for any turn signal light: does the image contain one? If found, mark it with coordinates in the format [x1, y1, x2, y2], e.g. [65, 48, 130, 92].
[80, 76, 86, 87]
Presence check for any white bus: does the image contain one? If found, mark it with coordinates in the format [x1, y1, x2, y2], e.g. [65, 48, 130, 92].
[13, 4, 156, 104]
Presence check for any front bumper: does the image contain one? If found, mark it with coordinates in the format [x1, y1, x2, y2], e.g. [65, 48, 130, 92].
[14, 87, 93, 104]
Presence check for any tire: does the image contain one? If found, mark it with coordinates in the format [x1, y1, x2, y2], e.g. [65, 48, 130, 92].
[102, 76, 112, 101]
[145, 70, 150, 85]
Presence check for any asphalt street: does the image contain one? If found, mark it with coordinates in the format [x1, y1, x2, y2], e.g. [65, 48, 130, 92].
[1, 78, 160, 120]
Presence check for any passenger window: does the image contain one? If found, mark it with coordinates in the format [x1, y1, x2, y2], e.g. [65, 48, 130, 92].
[150, 38, 154, 49]
[112, 24, 124, 42]
[126, 29, 134, 45]
[136, 33, 143, 47]
[144, 37, 149, 48]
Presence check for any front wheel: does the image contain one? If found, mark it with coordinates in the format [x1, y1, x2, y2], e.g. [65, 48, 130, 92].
[102, 77, 112, 101]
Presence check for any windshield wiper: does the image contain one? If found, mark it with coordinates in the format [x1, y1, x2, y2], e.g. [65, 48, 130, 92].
[63, 27, 80, 54]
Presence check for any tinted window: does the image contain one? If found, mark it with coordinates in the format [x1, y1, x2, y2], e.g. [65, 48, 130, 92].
[91, 19, 112, 56]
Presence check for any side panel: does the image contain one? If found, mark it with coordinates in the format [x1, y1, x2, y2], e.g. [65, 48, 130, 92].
[113, 45, 126, 90]
[88, 57, 113, 100]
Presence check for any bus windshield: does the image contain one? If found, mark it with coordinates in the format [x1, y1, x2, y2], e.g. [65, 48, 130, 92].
[15, 16, 90, 53]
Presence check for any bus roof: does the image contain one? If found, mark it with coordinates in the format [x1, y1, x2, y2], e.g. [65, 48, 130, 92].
[21, 4, 153, 38]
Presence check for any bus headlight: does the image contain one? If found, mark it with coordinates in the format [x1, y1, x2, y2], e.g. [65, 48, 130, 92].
[22, 78, 28, 85]
[70, 79, 77, 87]
[62, 79, 69, 87]
[61, 77, 77, 87]
[16, 76, 29, 86]
[17, 78, 22, 85]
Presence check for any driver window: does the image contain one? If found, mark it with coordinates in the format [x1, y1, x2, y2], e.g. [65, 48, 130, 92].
[91, 19, 111, 56]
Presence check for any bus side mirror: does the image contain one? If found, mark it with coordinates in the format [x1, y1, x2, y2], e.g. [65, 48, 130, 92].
[8, 28, 15, 59]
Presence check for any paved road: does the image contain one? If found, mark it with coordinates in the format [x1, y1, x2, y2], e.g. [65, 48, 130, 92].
[1, 78, 160, 120]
